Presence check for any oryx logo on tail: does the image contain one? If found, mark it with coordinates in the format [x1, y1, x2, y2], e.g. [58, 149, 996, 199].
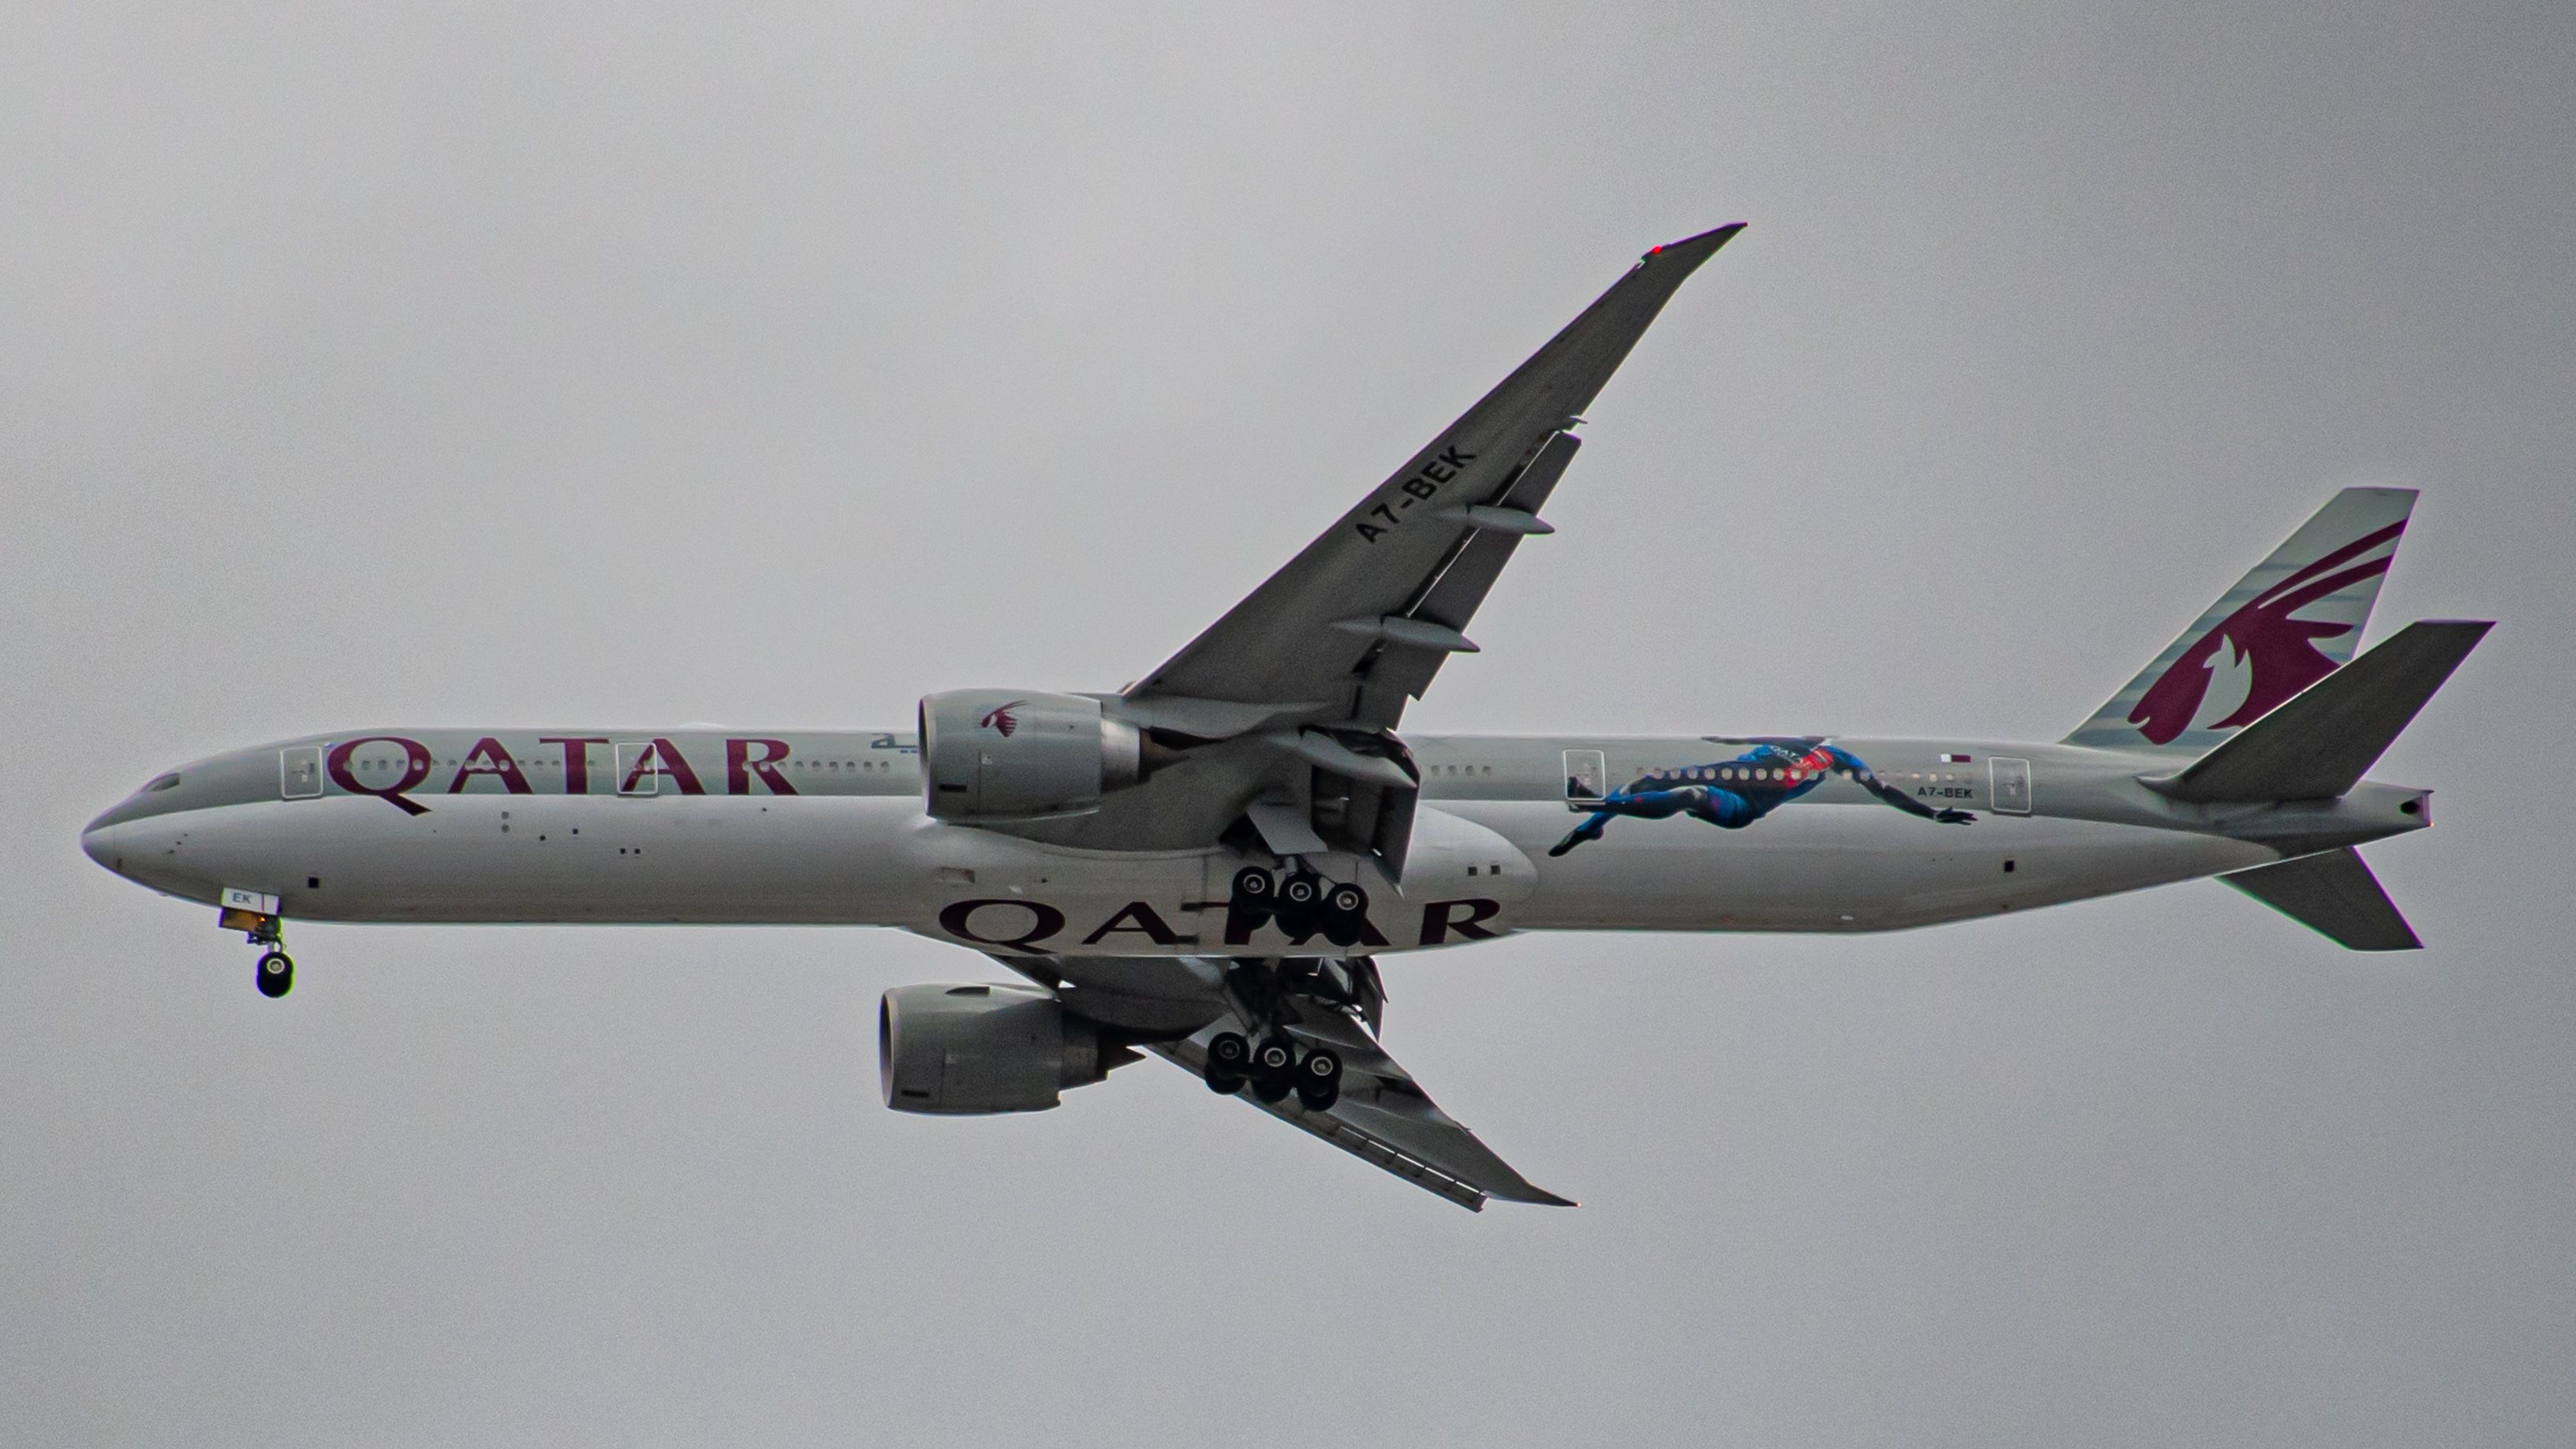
[2066, 487, 2417, 752]
[2130, 520, 2405, 745]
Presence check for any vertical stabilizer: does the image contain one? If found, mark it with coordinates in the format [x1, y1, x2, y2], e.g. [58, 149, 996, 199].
[2068, 487, 2416, 751]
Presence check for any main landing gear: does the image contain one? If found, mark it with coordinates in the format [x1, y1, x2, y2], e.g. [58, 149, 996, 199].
[1204, 1029, 1343, 1111]
[1228, 865, 1370, 947]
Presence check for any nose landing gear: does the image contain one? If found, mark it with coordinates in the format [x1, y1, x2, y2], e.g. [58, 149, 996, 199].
[222, 902, 294, 999]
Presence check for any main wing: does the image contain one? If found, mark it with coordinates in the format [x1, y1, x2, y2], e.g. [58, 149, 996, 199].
[1126, 224, 1743, 730]
[1009, 953, 1569, 1210]
[1150, 998, 1573, 1212]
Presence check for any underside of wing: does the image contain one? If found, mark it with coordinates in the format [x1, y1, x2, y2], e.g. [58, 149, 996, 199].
[1127, 224, 1744, 728]
[1000, 951, 1568, 1210]
[1149, 985, 1571, 1212]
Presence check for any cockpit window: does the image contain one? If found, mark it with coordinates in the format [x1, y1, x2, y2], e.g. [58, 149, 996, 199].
[145, 773, 182, 793]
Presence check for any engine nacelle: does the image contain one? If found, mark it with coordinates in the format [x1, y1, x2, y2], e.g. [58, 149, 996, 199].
[917, 689, 1143, 823]
[878, 983, 1109, 1115]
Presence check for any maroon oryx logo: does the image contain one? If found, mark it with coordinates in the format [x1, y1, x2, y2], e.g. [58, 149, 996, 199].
[978, 700, 1028, 737]
[2130, 521, 2403, 745]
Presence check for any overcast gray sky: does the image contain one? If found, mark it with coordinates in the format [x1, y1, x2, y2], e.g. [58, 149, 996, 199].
[6, 3, 2574, 1444]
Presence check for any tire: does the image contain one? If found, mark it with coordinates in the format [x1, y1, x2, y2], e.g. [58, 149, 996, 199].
[1327, 883, 1367, 918]
[1251, 1078, 1291, 1105]
[1231, 866, 1273, 903]
[1208, 1032, 1251, 1070]
[1205, 1074, 1245, 1096]
[1280, 872, 1321, 908]
[1297, 1080, 1340, 1111]
[1253, 1036, 1297, 1078]
[1301, 1048, 1342, 1085]
[256, 950, 293, 999]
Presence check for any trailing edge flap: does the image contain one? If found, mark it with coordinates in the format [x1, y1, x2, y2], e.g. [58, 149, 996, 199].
[2221, 847, 2421, 951]
[1148, 1003, 1573, 1212]
[2146, 620, 2492, 804]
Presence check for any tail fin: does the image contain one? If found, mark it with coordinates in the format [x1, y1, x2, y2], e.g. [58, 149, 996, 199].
[2067, 487, 2417, 750]
[2145, 620, 2491, 803]
[2221, 847, 2421, 950]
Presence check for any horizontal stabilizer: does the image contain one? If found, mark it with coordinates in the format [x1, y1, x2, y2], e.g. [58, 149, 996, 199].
[2147, 620, 2492, 803]
[2221, 847, 2421, 950]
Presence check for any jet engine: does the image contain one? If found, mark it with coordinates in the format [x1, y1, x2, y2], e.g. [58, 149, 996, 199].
[879, 982, 1119, 1115]
[917, 689, 1144, 823]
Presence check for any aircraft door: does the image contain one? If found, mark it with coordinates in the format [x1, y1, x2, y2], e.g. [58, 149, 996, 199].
[1562, 749, 1607, 807]
[1990, 756, 2032, 815]
[280, 745, 323, 799]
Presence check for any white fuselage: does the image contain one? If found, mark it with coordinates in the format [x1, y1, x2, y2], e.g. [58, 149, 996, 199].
[83, 728, 2317, 956]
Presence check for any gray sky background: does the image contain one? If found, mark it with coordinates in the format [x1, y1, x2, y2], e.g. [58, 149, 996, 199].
[6, 4, 2573, 1443]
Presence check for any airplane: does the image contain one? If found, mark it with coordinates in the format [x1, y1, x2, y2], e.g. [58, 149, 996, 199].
[80, 224, 2492, 1210]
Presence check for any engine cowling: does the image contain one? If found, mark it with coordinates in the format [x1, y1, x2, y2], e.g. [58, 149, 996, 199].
[917, 689, 1143, 823]
[878, 983, 1109, 1115]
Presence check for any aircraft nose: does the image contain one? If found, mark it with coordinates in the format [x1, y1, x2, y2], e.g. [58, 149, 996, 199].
[81, 820, 119, 874]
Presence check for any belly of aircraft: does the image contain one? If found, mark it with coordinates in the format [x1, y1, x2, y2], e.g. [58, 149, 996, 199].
[118, 794, 2276, 948]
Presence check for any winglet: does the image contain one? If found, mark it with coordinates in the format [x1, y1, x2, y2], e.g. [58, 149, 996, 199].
[1644, 222, 1749, 266]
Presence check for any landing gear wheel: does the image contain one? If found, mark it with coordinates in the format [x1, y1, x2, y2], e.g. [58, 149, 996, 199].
[1279, 872, 1322, 909]
[1294, 1047, 1343, 1110]
[1230, 866, 1275, 905]
[1208, 1032, 1251, 1073]
[256, 950, 293, 999]
[1251, 1078, 1292, 1104]
[1253, 1036, 1297, 1080]
[1205, 1074, 1246, 1096]
[1316, 880, 1369, 946]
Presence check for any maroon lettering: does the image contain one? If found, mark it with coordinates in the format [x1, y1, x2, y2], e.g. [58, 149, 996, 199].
[1419, 897, 1503, 943]
[726, 738, 798, 796]
[446, 736, 533, 794]
[620, 738, 707, 795]
[1275, 913, 1394, 949]
[327, 736, 434, 816]
[541, 737, 609, 794]
[1080, 901, 1184, 947]
[938, 898, 1067, 954]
